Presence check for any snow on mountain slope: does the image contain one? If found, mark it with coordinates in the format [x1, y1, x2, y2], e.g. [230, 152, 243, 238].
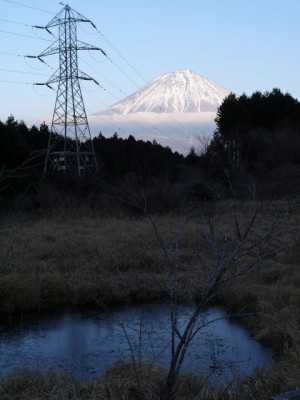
[92, 70, 232, 154]
[98, 69, 230, 115]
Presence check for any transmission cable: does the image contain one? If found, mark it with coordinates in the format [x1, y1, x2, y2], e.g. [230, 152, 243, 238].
[24, 55, 49, 70]
[0, 79, 34, 85]
[0, 3, 191, 151]
[157, 105, 199, 133]
[105, 56, 141, 90]
[0, 67, 50, 76]
[86, 108, 127, 135]
[38, 0, 65, 5]
[0, 29, 52, 41]
[79, 56, 125, 97]
[81, 78, 120, 101]
[34, 2, 201, 145]
[77, 61, 192, 150]
[33, 84, 54, 97]
[81, 29, 203, 142]
[93, 31, 208, 142]
[94, 27, 147, 84]
[83, 89, 188, 150]
[0, 17, 32, 26]
[0, 0, 55, 14]
[0, 51, 54, 71]
[81, 21, 146, 85]
[0, 51, 23, 57]
[80, 60, 199, 143]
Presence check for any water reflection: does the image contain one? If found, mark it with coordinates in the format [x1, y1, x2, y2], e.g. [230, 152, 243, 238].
[0, 304, 272, 385]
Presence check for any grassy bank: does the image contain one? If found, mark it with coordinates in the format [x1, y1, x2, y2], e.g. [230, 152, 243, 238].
[0, 200, 300, 398]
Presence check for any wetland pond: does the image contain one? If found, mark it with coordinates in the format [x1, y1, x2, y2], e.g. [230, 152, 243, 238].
[0, 303, 272, 385]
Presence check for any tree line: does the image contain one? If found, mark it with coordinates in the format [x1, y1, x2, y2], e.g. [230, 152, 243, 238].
[0, 116, 185, 182]
[200, 88, 300, 195]
[1, 87, 300, 205]
[0, 117, 190, 209]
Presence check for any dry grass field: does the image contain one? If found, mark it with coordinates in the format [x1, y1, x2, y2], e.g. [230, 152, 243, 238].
[0, 199, 299, 399]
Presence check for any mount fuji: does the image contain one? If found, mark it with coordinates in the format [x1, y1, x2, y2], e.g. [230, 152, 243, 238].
[91, 70, 231, 154]
[99, 70, 230, 115]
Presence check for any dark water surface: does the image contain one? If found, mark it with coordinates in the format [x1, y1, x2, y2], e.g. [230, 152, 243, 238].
[0, 304, 272, 385]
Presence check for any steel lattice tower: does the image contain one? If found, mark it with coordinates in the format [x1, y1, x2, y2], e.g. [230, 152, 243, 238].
[35, 5, 104, 176]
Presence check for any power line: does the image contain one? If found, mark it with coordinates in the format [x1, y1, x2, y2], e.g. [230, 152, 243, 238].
[33, 84, 54, 97]
[0, 67, 50, 76]
[0, 17, 31, 26]
[77, 54, 195, 150]
[80, 22, 201, 143]
[85, 20, 195, 145]
[79, 56, 126, 97]
[80, 56, 198, 143]
[0, 2, 194, 152]
[0, 17, 57, 40]
[0, 51, 54, 73]
[80, 20, 147, 85]
[82, 49, 206, 149]
[0, 79, 33, 84]
[82, 89, 188, 150]
[105, 56, 141, 90]
[0, 0, 55, 14]
[0, 29, 52, 41]
[80, 18, 211, 144]
[79, 36, 143, 89]
[94, 27, 147, 84]
[80, 76, 120, 101]
[0, 50, 54, 71]
[0, 51, 23, 57]
[86, 107, 126, 135]
[39, 0, 65, 5]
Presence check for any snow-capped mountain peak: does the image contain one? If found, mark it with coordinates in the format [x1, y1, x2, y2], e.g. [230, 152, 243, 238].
[99, 69, 230, 115]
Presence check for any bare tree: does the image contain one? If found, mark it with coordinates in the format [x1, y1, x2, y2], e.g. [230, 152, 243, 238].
[145, 197, 292, 399]
[195, 132, 212, 156]
[101, 182, 294, 400]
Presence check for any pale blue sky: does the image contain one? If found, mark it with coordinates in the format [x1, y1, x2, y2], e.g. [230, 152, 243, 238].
[0, 0, 300, 129]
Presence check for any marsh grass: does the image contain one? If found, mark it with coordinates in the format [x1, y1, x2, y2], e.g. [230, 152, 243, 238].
[1, 361, 299, 400]
[0, 213, 207, 312]
[0, 201, 300, 398]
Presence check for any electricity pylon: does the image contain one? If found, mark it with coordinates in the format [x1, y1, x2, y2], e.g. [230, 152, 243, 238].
[33, 5, 105, 176]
